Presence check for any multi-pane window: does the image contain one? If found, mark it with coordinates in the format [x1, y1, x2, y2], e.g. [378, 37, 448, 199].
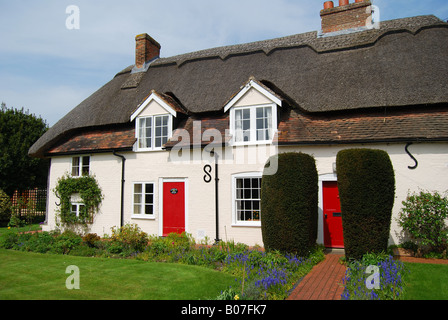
[234, 105, 273, 144]
[155, 115, 169, 148]
[133, 183, 154, 216]
[235, 108, 251, 142]
[72, 156, 90, 176]
[234, 176, 262, 224]
[71, 203, 85, 217]
[256, 106, 272, 141]
[138, 117, 152, 149]
[138, 115, 171, 150]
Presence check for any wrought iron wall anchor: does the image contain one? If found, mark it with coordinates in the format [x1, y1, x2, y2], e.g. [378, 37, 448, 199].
[405, 142, 418, 170]
[203, 164, 212, 183]
[54, 190, 61, 206]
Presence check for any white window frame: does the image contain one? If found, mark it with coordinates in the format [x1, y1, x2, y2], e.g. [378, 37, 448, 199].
[231, 172, 262, 227]
[136, 114, 172, 151]
[71, 156, 90, 177]
[229, 103, 277, 146]
[132, 182, 156, 219]
[70, 202, 85, 217]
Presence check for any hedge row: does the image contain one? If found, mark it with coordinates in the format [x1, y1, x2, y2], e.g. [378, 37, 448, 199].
[336, 148, 395, 260]
[261, 152, 318, 256]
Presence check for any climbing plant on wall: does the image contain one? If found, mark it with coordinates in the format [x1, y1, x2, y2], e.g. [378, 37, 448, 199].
[54, 174, 103, 226]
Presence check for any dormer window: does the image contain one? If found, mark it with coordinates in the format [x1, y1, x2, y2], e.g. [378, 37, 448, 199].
[224, 79, 282, 146]
[131, 91, 184, 152]
[138, 114, 171, 150]
[234, 104, 274, 143]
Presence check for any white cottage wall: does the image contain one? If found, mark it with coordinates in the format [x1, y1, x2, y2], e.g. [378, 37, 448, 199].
[43, 142, 448, 248]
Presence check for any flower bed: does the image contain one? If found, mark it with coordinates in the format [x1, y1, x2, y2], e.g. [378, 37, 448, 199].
[341, 254, 409, 300]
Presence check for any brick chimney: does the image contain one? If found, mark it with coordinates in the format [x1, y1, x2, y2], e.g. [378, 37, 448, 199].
[320, 0, 372, 34]
[135, 33, 161, 69]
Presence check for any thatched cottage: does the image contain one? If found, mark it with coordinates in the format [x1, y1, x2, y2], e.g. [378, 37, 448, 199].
[30, 0, 448, 247]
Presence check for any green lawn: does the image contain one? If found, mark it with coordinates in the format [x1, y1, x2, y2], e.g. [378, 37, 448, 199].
[402, 262, 448, 300]
[0, 249, 238, 300]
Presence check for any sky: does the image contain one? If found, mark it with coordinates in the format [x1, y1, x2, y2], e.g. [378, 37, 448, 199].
[1, 0, 447, 127]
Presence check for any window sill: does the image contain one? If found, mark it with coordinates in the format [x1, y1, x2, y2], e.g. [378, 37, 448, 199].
[231, 222, 261, 228]
[135, 148, 166, 153]
[231, 140, 273, 147]
[131, 215, 156, 220]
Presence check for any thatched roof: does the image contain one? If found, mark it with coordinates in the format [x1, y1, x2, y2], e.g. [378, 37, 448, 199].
[30, 15, 448, 157]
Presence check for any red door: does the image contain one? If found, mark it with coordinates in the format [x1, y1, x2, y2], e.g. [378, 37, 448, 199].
[323, 181, 344, 248]
[163, 181, 185, 236]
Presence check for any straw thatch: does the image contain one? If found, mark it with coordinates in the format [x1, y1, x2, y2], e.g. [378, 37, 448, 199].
[29, 15, 448, 157]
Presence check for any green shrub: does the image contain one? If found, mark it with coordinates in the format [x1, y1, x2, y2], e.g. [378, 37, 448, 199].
[397, 190, 448, 253]
[336, 148, 395, 260]
[82, 233, 101, 248]
[0, 231, 19, 249]
[22, 232, 55, 253]
[110, 223, 149, 252]
[50, 230, 82, 254]
[261, 152, 318, 256]
[0, 189, 12, 227]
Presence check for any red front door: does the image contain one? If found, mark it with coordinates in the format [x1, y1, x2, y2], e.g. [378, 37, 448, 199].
[163, 181, 185, 236]
[323, 181, 344, 248]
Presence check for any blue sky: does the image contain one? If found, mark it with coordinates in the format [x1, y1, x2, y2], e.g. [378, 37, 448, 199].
[1, 0, 447, 126]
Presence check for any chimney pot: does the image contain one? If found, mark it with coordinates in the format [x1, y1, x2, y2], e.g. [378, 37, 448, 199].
[135, 33, 161, 70]
[323, 1, 334, 9]
[339, 0, 349, 6]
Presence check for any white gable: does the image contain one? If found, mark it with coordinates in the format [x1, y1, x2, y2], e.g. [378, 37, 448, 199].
[233, 87, 273, 107]
[131, 92, 177, 121]
[224, 79, 282, 113]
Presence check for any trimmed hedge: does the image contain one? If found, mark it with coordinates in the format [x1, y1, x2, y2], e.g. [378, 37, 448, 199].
[336, 148, 395, 260]
[261, 152, 318, 256]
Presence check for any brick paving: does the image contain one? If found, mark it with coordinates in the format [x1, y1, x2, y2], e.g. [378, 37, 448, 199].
[287, 253, 346, 300]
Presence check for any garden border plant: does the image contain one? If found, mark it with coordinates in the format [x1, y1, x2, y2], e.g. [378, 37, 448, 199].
[341, 252, 409, 300]
[53, 174, 103, 229]
[397, 190, 448, 257]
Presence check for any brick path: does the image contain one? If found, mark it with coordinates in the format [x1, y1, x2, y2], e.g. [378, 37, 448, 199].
[287, 253, 346, 300]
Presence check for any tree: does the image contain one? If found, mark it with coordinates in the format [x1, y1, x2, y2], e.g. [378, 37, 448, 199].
[0, 102, 49, 196]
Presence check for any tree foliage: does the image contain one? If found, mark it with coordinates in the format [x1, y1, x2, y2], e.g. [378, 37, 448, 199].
[0, 103, 49, 196]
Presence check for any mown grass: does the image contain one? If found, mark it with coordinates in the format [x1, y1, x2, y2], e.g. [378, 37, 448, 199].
[402, 262, 448, 300]
[0, 249, 238, 300]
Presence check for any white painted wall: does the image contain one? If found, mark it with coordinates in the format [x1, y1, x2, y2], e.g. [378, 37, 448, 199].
[43, 142, 448, 248]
